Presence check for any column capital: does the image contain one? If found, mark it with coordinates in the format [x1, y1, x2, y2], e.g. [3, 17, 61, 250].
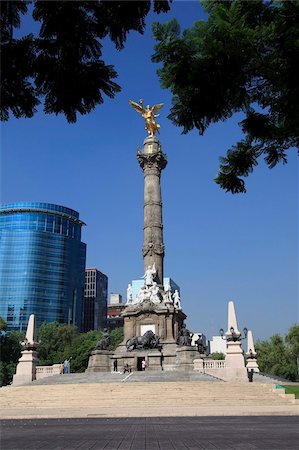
[137, 151, 167, 172]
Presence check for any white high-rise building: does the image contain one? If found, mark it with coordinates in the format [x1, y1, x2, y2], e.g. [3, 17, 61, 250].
[209, 336, 227, 355]
[110, 293, 122, 305]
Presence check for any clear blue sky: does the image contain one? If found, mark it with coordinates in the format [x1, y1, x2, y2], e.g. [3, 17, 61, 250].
[1, 1, 298, 341]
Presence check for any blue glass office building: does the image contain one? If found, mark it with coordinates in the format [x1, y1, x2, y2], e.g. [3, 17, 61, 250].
[0, 202, 86, 331]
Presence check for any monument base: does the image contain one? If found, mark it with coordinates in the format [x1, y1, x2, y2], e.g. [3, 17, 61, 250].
[106, 300, 194, 372]
[175, 346, 201, 371]
[111, 345, 203, 373]
[112, 349, 164, 373]
[12, 350, 39, 386]
[85, 350, 114, 373]
[246, 359, 260, 373]
[193, 358, 205, 373]
[220, 340, 249, 382]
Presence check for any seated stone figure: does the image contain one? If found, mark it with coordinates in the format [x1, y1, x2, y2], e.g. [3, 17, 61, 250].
[150, 282, 161, 304]
[177, 324, 193, 346]
[151, 334, 161, 349]
[135, 286, 149, 304]
[96, 328, 110, 350]
[195, 335, 206, 354]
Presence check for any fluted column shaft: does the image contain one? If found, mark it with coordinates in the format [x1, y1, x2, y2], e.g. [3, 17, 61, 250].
[137, 136, 167, 287]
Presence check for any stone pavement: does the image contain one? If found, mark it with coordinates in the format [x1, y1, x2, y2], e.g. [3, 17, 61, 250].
[1, 416, 299, 449]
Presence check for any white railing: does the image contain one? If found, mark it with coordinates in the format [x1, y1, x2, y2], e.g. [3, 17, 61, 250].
[36, 364, 62, 379]
[204, 360, 225, 369]
[194, 359, 227, 380]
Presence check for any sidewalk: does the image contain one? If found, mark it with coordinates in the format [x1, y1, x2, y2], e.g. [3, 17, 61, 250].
[1, 416, 299, 450]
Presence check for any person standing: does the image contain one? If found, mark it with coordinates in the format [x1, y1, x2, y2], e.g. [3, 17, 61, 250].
[63, 357, 71, 374]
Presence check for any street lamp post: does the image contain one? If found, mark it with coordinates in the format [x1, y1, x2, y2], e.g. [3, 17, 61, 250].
[219, 326, 248, 342]
[218, 301, 250, 381]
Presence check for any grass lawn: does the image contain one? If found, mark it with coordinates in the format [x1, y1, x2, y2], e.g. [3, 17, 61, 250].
[282, 386, 299, 398]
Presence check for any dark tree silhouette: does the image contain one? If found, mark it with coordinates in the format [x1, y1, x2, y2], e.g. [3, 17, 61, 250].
[152, 0, 299, 193]
[1, 0, 171, 123]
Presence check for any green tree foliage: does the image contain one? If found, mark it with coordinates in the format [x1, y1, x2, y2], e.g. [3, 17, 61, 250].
[255, 330, 298, 381]
[37, 322, 79, 365]
[1, 0, 171, 122]
[70, 330, 101, 373]
[0, 321, 124, 382]
[0, 316, 7, 331]
[285, 324, 299, 376]
[36, 322, 123, 373]
[0, 318, 24, 386]
[69, 328, 123, 372]
[109, 327, 124, 351]
[210, 352, 225, 360]
[152, 0, 299, 193]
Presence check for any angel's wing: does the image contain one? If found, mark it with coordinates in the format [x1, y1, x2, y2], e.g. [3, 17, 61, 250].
[129, 100, 145, 115]
[152, 103, 164, 113]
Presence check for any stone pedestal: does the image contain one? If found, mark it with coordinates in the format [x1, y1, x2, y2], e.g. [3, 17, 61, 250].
[246, 357, 260, 373]
[122, 301, 186, 344]
[245, 330, 260, 373]
[175, 347, 200, 371]
[114, 302, 197, 372]
[85, 350, 114, 373]
[147, 351, 164, 371]
[193, 358, 205, 373]
[116, 350, 164, 372]
[12, 314, 40, 386]
[225, 341, 248, 382]
[12, 350, 39, 386]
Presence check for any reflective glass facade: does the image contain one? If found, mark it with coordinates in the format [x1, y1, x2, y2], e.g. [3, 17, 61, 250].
[0, 202, 86, 331]
[83, 268, 108, 332]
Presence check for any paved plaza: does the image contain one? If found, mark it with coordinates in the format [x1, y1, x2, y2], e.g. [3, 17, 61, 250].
[1, 416, 298, 450]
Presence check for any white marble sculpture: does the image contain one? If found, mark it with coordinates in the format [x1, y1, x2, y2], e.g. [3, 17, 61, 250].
[136, 286, 147, 304]
[163, 282, 173, 303]
[150, 282, 161, 304]
[142, 263, 156, 287]
[126, 283, 133, 304]
[173, 290, 182, 309]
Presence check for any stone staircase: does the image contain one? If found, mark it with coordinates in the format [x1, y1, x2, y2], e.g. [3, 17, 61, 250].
[1, 374, 298, 419]
[23, 370, 219, 385]
[252, 372, 294, 384]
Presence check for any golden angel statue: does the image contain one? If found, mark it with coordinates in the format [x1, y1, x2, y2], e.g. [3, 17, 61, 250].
[129, 99, 164, 137]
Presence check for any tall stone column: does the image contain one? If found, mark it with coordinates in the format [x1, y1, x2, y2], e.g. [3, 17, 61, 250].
[137, 135, 167, 287]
